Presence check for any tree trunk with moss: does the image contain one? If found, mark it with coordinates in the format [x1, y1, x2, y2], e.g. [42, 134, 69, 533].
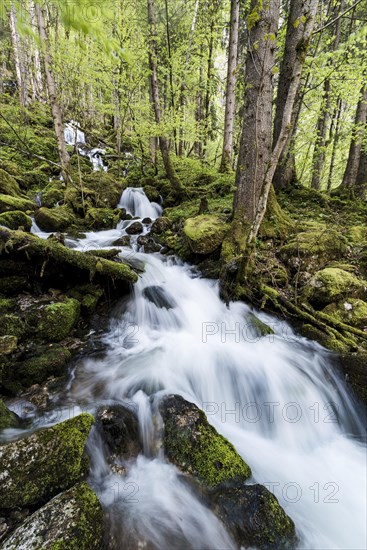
[341, 86, 367, 191]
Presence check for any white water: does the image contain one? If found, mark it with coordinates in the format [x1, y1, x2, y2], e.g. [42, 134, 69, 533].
[27, 188, 366, 548]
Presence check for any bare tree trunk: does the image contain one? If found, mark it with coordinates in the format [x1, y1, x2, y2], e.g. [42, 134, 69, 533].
[149, 77, 158, 165]
[341, 86, 367, 190]
[327, 97, 342, 193]
[247, 0, 319, 243]
[194, 45, 204, 157]
[178, 0, 200, 157]
[35, 3, 70, 181]
[147, 0, 182, 196]
[202, 20, 215, 157]
[219, 0, 240, 173]
[29, 1, 44, 101]
[8, 3, 28, 107]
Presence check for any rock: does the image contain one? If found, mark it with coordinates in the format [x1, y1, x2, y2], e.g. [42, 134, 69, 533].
[96, 404, 141, 458]
[159, 395, 251, 488]
[119, 208, 133, 221]
[0, 194, 35, 214]
[35, 297, 80, 342]
[184, 215, 228, 255]
[0, 277, 29, 295]
[47, 232, 65, 245]
[0, 315, 27, 339]
[303, 268, 367, 307]
[0, 211, 32, 232]
[35, 205, 75, 232]
[1, 482, 103, 549]
[85, 207, 120, 229]
[143, 185, 161, 203]
[84, 172, 123, 208]
[0, 399, 20, 430]
[338, 353, 367, 405]
[323, 299, 367, 330]
[126, 221, 143, 235]
[143, 286, 177, 309]
[0, 335, 17, 356]
[142, 217, 152, 225]
[0, 414, 94, 509]
[112, 235, 131, 247]
[41, 182, 65, 208]
[137, 235, 161, 253]
[0, 169, 22, 197]
[247, 313, 275, 337]
[151, 216, 171, 235]
[209, 482, 297, 550]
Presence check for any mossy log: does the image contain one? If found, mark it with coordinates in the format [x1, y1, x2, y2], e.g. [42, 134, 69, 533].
[0, 228, 138, 284]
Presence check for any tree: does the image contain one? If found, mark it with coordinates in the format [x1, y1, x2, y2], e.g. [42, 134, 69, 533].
[219, 0, 240, 173]
[8, 2, 28, 107]
[341, 86, 367, 190]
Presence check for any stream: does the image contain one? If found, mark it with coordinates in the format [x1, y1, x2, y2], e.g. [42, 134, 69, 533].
[22, 188, 367, 548]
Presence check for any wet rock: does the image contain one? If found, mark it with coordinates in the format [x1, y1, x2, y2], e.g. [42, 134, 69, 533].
[209, 482, 297, 550]
[137, 235, 161, 253]
[119, 208, 133, 221]
[0, 335, 17, 356]
[338, 353, 367, 405]
[35, 205, 75, 232]
[184, 215, 227, 255]
[96, 404, 141, 458]
[142, 217, 152, 225]
[0, 414, 94, 509]
[159, 395, 251, 488]
[150, 217, 171, 235]
[247, 313, 275, 338]
[34, 297, 80, 342]
[126, 221, 143, 235]
[303, 268, 367, 307]
[143, 286, 177, 309]
[85, 207, 120, 230]
[1, 482, 103, 549]
[47, 232, 65, 245]
[0, 399, 20, 430]
[112, 235, 131, 247]
[0, 211, 32, 232]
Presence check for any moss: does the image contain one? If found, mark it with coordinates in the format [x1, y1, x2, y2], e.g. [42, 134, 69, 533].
[0, 275, 29, 294]
[35, 205, 75, 232]
[0, 414, 94, 509]
[0, 314, 27, 339]
[0, 193, 36, 214]
[303, 268, 367, 307]
[184, 214, 228, 255]
[0, 210, 32, 231]
[85, 207, 120, 229]
[0, 297, 15, 313]
[0, 335, 18, 356]
[323, 299, 367, 330]
[37, 298, 80, 341]
[0, 398, 20, 430]
[0, 169, 22, 196]
[347, 225, 367, 244]
[41, 182, 65, 208]
[300, 324, 350, 353]
[83, 172, 123, 208]
[247, 313, 275, 337]
[68, 283, 104, 313]
[160, 395, 251, 488]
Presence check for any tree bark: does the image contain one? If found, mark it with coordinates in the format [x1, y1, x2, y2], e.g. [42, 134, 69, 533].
[35, 3, 70, 181]
[8, 3, 28, 107]
[356, 140, 367, 197]
[341, 86, 367, 190]
[29, 1, 44, 101]
[219, 0, 240, 173]
[147, 0, 182, 196]
[326, 97, 342, 193]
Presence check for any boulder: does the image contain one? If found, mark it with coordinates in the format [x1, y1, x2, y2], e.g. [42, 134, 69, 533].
[323, 299, 367, 330]
[247, 313, 275, 338]
[35, 205, 75, 232]
[143, 286, 177, 309]
[1, 482, 103, 550]
[184, 215, 227, 255]
[159, 395, 251, 488]
[96, 404, 141, 458]
[41, 182, 64, 208]
[0, 211, 32, 232]
[303, 268, 367, 307]
[0, 194, 35, 214]
[84, 172, 123, 208]
[85, 207, 120, 230]
[0, 335, 17, 356]
[112, 235, 131, 247]
[209, 481, 297, 550]
[0, 414, 94, 509]
[0, 169, 22, 197]
[338, 353, 367, 405]
[0, 399, 20, 431]
[35, 297, 80, 342]
[137, 235, 161, 253]
[126, 221, 143, 235]
[150, 216, 171, 235]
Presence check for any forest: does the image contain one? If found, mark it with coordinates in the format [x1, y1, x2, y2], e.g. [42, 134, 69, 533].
[0, 0, 366, 549]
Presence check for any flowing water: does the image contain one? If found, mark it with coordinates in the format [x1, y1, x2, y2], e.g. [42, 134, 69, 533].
[20, 189, 367, 548]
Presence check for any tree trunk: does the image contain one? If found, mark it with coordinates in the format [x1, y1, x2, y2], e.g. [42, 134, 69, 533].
[219, 0, 240, 173]
[327, 97, 342, 193]
[8, 3, 28, 107]
[147, 0, 182, 196]
[29, 1, 44, 101]
[194, 45, 204, 157]
[341, 86, 367, 190]
[356, 141, 367, 198]
[35, 3, 70, 181]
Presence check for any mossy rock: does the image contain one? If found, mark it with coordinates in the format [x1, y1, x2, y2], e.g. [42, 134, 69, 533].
[0, 193, 35, 214]
[85, 207, 120, 229]
[0, 335, 18, 356]
[36, 297, 80, 341]
[303, 268, 367, 307]
[83, 172, 123, 208]
[347, 225, 367, 245]
[300, 324, 353, 353]
[143, 184, 161, 202]
[323, 299, 367, 330]
[0, 210, 32, 231]
[247, 313, 275, 337]
[35, 205, 76, 232]
[0, 275, 29, 295]
[1, 346, 72, 394]
[2, 482, 103, 550]
[160, 395, 251, 488]
[184, 214, 228, 255]
[338, 353, 367, 405]
[0, 314, 27, 339]
[0, 398, 20, 430]
[67, 283, 104, 314]
[41, 182, 65, 208]
[0, 414, 94, 509]
[0, 169, 22, 196]
[0, 297, 15, 313]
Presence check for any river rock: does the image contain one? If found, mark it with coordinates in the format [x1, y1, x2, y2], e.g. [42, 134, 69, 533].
[126, 221, 143, 235]
[184, 215, 227, 255]
[143, 286, 177, 309]
[35, 205, 75, 232]
[137, 235, 161, 253]
[0, 211, 32, 232]
[0, 399, 20, 430]
[150, 217, 171, 235]
[209, 481, 297, 550]
[1, 482, 103, 549]
[303, 268, 367, 307]
[96, 404, 142, 458]
[159, 395, 251, 487]
[112, 235, 131, 247]
[0, 413, 94, 509]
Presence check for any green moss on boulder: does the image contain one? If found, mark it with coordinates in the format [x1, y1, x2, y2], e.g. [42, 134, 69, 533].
[0, 414, 94, 509]
[0, 335, 18, 356]
[0, 314, 27, 339]
[0, 193, 35, 214]
[0, 169, 22, 196]
[247, 313, 275, 337]
[84, 172, 124, 208]
[184, 215, 228, 255]
[0, 210, 32, 231]
[36, 298, 80, 341]
[41, 182, 65, 208]
[85, 207, 120, 229]
[2, 482, 103, 550]
[0, 399, 20, 430]
[323, 299, 367, 330]
[160, 395, 251, 488]
[303, 268, 367, 307]
[0, 276, 29, 295]
[35, 205, 75, 232]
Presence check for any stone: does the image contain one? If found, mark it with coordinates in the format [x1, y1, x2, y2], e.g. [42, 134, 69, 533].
[184, 215, 227, 255]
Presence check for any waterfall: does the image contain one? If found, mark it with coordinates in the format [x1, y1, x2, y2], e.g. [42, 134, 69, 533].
[28, 188, 366, 549]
